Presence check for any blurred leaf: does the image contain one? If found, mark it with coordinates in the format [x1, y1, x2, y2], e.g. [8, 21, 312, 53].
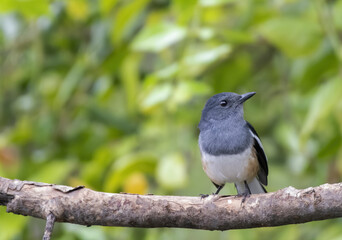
[275, 122, 299, 152]
[182, 45, 232, 76]
[101, 45, 129, 73]
[317, 134, 341, 158]
[33, 114, 55, 144]
[120, 53, 141, 113]
[11, 116, 33, 144]
[100, 0, 119, 15]
[81, 138, 138, 189]
[0, 208, 27, 240]
[28, 160, 76, 184]
[315, 223, 342, 240]
[210, 51, 251, 91]
[275, 224, 300, 240]
[223, 29, 254, 44]
[81, 145, 115, 188]
[200, 0, 237, 7]
[92, 76, 112, 98]
[87, 104, 137, 133]
[0, 0, 49, 18]
[132, 23, 186, 52]
[140, 82, 173, 111]
[197, 27, 215, 40]
[185, 45, 231, 65]
[66, 0, 89, 21]
[63, 224, 107, 240]
[258, 17, 323, 57]
[104, 153, 157, 192]
[14, 94, 35, 113]
[288, 153, 308, 174]
[301, 77, 342, 139]
[292, 43, 339, 91]
[54, 62, 85, 108]
[333, 0, 342, 30]
[111, 0, 149, 45]
[123, 172, 149, 194]
[154, 64, 179, 79]
[337, 148, 342, 176]
[171, 80, 211, 104]
[38, 72, 61, 98]
[156, 153, 187, 190]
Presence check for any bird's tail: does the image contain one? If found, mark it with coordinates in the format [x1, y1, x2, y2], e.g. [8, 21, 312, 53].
[235, 177, 266, 195]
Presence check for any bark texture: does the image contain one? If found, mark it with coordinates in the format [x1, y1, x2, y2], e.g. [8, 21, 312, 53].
[43, 212, 56, 240]
[1, 176, 342, 230]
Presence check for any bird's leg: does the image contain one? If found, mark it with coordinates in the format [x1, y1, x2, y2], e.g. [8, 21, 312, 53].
[241, 181, 251, 203]
[214, 185, 224, 195]
[200, 183, 224, 199]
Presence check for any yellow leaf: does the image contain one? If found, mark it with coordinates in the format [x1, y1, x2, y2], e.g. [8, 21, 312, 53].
[123, 172, 148, 194]
[67, 0, 89, 21]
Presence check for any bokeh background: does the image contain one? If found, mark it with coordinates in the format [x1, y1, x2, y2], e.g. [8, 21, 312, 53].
[1, 0, 342, 239]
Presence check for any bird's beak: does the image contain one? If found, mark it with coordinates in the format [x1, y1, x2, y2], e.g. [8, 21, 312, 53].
[239, 92, 256, 103]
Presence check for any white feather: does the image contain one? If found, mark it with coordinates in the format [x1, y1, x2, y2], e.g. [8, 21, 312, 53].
[248, 129, 268, 163]
[235, 177, 265, 194]
[201, 146, 254, 185]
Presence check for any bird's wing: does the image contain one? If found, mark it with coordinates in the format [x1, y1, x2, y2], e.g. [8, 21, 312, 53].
[246, 121, 268, 186]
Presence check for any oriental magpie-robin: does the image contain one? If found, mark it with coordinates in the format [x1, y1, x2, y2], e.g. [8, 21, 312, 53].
[198, 92, 268, 195]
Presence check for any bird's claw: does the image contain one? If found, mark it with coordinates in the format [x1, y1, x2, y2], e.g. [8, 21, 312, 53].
[200, 194, 210, 199]
[236, 192, 251, 204]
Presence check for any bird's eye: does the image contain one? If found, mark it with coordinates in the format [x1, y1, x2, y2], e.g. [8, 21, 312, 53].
[220, 100, 227, 107]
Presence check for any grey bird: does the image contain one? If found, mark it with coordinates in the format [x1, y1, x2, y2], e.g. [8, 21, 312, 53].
[198, 92, 268, 195]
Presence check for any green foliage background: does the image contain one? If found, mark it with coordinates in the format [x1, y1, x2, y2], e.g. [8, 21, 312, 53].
[1, 0, 342, 239]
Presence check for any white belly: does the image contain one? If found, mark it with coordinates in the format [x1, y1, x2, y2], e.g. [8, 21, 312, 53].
[201, 147, 259, 185]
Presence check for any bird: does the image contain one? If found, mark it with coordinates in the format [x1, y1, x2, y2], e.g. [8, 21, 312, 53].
[198, 92, 268, 196]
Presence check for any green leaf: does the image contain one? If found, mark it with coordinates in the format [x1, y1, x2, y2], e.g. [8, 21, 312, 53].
[301, 77, 342, 139]
[10, 116, 33, 144]
[120, 53, 141, 113]
[317, 134, 341, 158]
[111, 0, 150, 45]
[87, 105, 137, 133]
[156, 153, 187, 190]
[154, 63, 179, 79]
[222, 29, 254, 44]
[182, 45, 231, 76]
[132, 23, 186, 52]
[171, 80, 211, 104]
[54, 62, 85, 108]
[258, 17, 323, 57]
[63, 224, 107, 240]
[200, 0, 237, 7]
[333, 0, 342, 30]
[185, 45, 231, 65]
[28, 160, 76, 184]
[104, 153, 157, 192]
[0, 208, 27, 240]
[0, 0, 49, 18]
[140, 83, 173, 111]
[100, 0, 119, 15]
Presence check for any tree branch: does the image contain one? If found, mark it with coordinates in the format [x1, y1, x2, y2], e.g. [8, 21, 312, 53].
[43, 212, 56, 240]
[1, 176, 342, 234]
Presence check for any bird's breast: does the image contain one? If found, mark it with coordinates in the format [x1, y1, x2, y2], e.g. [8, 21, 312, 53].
[198, 122, 252, 155]
[201, 145, 259, 185]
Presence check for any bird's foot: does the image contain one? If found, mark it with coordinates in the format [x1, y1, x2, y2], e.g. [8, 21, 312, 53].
[236, 192, 251, 204]
[199, 192, 217, 199]
[200, 193, 223, 201]
[199, 194, 210, 199]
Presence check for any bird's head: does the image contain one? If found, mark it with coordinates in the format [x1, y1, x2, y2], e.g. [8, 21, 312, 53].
[199, 92, 255, 127]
